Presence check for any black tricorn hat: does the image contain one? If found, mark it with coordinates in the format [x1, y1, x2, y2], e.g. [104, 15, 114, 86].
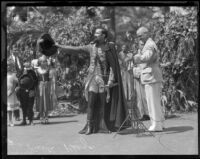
[37, 33, 58, 56]
[19, 70, 36, 90]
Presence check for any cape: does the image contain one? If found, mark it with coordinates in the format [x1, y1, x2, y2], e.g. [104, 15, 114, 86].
[104, 42, 129, 131]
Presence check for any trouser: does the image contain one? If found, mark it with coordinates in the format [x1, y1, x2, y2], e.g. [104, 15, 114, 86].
[39, 82, 50, 119]
[87, 91, 106, 121]
[13, 109, 20, 119]
[144, 83, 164, 128]
[16, 87, 35, 122]
[87, 91, 97, 121]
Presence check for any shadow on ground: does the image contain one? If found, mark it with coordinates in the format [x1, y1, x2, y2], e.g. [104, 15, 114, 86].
[163, 126, 194, 134]
[39, 120, 78, 125]
[165, 114, 181, 119]
[48, 114, 77, 118]
[33, 114, 78, 120]
[116, 125, 194, 136]
[14, 120, 79, 126]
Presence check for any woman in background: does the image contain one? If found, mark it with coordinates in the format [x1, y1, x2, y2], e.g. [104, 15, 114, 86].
[118, 44, 132, 101]
[31, 58, 40, 116]
[7, 59, 20, 126]
[37, 55, 51, 124]
[49, 58, 58, 111]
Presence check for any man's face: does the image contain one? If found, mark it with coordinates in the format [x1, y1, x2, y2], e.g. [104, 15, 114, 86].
[122, 45, 127, 52]
[94, 29, 105, 43]
[137, 33, 148, 43]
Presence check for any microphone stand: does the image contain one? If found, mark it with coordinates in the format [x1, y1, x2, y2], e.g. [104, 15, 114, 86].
[113, 65, 155, 138]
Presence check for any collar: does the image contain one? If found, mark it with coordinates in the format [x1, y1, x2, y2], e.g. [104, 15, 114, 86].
[95, 42, 110, 51]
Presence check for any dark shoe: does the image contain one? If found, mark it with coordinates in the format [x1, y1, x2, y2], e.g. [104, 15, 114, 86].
[85, 121, 93, 135]
[79, 129, 86, 134]
[44, 118, 49, 124]
[140, 115, 150, 121]
[28, 121, 35, 126]
[40, 118, 45, 124]
[79, 124, 87, 134]
[143, 115, 150, 120]
[15, 118, 21, 121]
[18, 121, 27, 126]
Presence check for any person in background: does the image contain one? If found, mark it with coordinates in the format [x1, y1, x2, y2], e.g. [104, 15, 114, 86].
[126, 26, 164, 131]
[8, 46, 23, 121]
[132, 40, 149, 120]
[49, 58, 58, 111]
[118, 44, 132, 101]
[125, 31, 134, 51]
[15, 61, 38, 126]
[36, 55, 51, 124]
[31, 58, 40, 114]
[7, 59, 20, 127]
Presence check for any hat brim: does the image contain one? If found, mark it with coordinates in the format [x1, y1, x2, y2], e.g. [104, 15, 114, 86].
[38, 33, 58, 57]
[40, 45, 58, 56]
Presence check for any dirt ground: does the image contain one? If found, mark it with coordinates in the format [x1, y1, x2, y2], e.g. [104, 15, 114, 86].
[7, 112, 198, 155]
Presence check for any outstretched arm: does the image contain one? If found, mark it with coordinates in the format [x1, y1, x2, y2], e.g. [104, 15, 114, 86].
[55, 43, 91, 56]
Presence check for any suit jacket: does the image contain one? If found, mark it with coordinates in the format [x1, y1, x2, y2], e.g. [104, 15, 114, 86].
[133, 38, 163, 85]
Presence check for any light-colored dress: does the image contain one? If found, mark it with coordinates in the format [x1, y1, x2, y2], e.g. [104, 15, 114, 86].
[7, 73, 20, 111]
[132, 63, 149, 118]
[118, 51, 132, 101]
[49, 68, 57, 110]
[37, 68, 51, 118]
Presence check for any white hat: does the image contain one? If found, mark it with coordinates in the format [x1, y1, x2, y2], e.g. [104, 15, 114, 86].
[136, 27, 149, 36]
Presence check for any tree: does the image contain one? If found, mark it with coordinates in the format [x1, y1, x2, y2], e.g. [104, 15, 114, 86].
[150, 7, 198, 112]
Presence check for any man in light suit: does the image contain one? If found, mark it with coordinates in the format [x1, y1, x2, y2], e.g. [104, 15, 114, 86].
[126, 26, 164, 131]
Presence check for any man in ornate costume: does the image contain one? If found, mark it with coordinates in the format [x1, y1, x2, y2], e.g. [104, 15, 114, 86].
[38, 28, 128, 134]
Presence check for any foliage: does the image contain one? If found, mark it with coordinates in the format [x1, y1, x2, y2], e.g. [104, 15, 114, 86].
[7, 6, 112, 112]
[150, 7, 198, 112]
[6, 6, 198, 113]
